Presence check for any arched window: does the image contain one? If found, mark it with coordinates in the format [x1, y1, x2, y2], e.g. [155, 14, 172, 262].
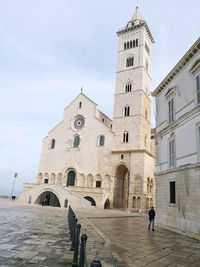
[124, 43, 127, 50]
[73, 135, 80, 148]
[127, 42, 129, 49]
[79, 102, 82, 108]
[125, 83, 132, 92]
[124, 106, 130, 117]
[50, 139, 55, 149]
[133, 40, 136, 47]
[97, 135, 105, 146]
[130, 40, 133, 48]
[136, 39, 139, 46]
[126, 57, 134, 67]
[123, 131, 129, 143]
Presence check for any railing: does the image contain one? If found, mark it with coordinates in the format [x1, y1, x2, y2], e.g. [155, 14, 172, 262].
[68, 206, 102, 267]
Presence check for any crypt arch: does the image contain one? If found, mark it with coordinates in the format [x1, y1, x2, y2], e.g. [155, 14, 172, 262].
[84, 196, 96, 206]
[35, 190, 61, 207]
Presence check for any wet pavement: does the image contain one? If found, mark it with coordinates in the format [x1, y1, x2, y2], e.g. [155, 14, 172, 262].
[1, 200, 200, 266]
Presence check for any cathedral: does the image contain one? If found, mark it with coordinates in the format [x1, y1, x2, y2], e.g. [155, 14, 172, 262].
[19, 6, 155, 210]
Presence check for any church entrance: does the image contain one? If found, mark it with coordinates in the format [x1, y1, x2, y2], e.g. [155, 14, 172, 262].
[67, 170, 76, 187]
[113, 165, 130, 209]
[35, 191, 61, 207]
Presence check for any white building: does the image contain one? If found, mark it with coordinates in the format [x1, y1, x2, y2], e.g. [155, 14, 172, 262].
[152, 38, 200, 239]
[19, 7, 155, 210]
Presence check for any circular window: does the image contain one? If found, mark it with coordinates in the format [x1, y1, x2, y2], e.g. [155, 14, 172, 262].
[73, 116, 85, 130]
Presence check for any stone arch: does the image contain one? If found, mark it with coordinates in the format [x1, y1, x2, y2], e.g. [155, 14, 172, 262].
[28, 195, 32, 204]
[35, 190, 61, 207]
[104, 175, 111, 191]
[147, 177, 151, 194]
[133, 196, 136, 208]
[44, 173, 49, 184]
[137, 197, 141, 209]
[84, 196, 96, 206]
[104, 199, 110, 209]
[134, 175, 142, 194]
[57, 173, 62, 185]
[113, 164, 130, 209]
[150, 178, 154, 194]
[86, 174, 93, 187]
[50, 173, 56, 184]
[78, 173, 85, 187]
[37, 173, 43, 184]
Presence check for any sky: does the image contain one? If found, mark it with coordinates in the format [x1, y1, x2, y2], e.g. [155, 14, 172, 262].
[0, 0, 199, 196]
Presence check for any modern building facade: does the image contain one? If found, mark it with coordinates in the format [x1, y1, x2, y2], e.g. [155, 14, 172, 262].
[19, 7, 155, 210]
[152, 38, 200, 239]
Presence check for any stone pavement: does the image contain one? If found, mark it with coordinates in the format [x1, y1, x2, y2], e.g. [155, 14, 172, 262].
[1, 200, 200, 267]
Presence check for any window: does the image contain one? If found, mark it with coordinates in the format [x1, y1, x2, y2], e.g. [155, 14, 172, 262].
[136, 39, 138, 46]
[130, 40, 133, 48]
[196, 74, 200, 104]
[121, 154, 124, 159]
[98, 135, 105, 147]
[124, 106, 130, 117]
[79, 102, 82, 108]
[44, 179, 49, 184]
[125, 83, 132, 92]
[124, 43, 127, 50]
[126, 57, 134, 67]
[168, 98, 175, 123]
[144, 134, 148, 147]
[123, 131, 129, 143]
[197, 124, 200, 160]
[146, 60, 149, 71]
[49, 139, 55, 149]
[145, 42, 150, 55]
[96, 181, 101, 188]
[145, 110, 148, 120]
[133, 40, 136, 47]
[169, 137, 175, 167]
[127, 42, 129, 49]
[73, 135, 80, 148]
[170, 181, 176, 204]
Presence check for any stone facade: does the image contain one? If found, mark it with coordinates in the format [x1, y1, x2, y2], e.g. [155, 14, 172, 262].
[19, 7, 155, 210]
[152, 38, 200, 239]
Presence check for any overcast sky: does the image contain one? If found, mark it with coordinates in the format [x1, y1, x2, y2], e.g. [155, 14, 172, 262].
[0, 0, 199, 196]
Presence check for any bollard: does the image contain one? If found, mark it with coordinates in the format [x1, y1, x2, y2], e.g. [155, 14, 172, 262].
[70, 218, 78, 251]
[78, 234, 88, 267]
[72, 223, 81, 267]
[90, 259, 102, 267]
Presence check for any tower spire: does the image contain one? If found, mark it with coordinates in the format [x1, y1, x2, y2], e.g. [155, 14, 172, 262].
[132, 5, 143, 21]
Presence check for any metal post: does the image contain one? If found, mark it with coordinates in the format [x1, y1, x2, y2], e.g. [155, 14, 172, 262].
[11, 172, 18, 198]
[72, 223, 81, 267]
[78, 234, 87, 267]
[90, 259, 102, 267]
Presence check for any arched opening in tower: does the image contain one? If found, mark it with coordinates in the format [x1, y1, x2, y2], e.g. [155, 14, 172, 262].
[113, 164, 130, 209]
[35, 191, 61, 207]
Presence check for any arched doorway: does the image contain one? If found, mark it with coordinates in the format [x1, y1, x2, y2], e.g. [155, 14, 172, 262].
[113, 164, 130, 209]
[84, 196, 96, 206]
[67, 170, 76, 187]
[35, 191, 61, 207]
[104, 199, 110, 209]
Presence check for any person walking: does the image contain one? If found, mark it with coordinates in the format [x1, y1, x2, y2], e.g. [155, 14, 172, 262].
[148, 206, 156, 231]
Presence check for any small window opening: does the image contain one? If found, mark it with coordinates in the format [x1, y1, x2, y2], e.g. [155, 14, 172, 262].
[96, 181, 101, 188]
[79, 102, 82, 108]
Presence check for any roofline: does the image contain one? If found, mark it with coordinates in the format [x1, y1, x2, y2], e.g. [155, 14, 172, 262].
[152, 37, 200, 97]
[117, 21, 155, 43]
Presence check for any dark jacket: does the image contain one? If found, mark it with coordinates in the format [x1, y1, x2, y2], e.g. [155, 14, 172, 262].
[148, 208, 156, 220]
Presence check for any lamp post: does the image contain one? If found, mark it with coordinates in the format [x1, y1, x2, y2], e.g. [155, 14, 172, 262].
[11, 172, 18, 198]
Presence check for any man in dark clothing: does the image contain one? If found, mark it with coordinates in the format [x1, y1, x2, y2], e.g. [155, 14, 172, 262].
[148, 207, 156, 231]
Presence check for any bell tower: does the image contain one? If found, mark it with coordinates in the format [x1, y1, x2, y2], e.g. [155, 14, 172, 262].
[113, 6, 154, 152]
